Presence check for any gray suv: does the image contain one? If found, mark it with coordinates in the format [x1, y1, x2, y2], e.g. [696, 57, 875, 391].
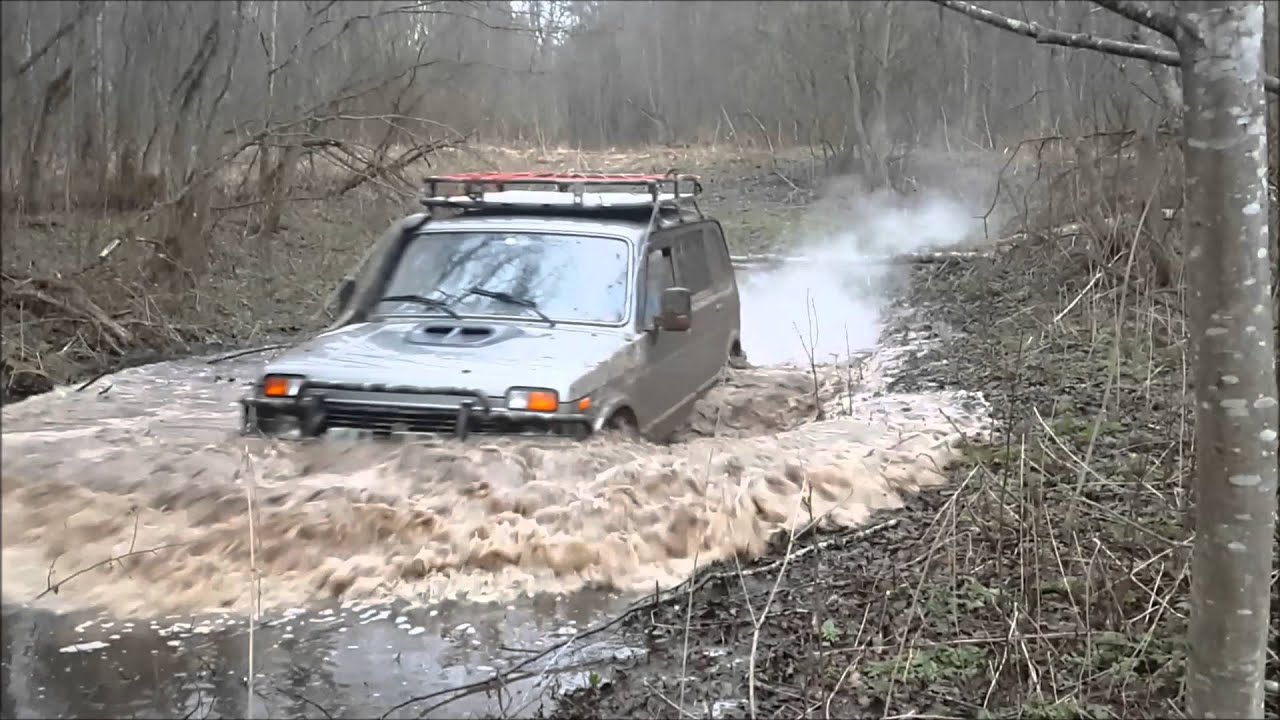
[240, 172, 745, 441]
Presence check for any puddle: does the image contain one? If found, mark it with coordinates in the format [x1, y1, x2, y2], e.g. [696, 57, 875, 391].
[2, 595, 639, 718]
[1, 264, 992, 718]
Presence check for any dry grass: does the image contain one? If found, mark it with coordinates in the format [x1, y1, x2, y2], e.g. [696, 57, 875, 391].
[549, 139, 1279, 720]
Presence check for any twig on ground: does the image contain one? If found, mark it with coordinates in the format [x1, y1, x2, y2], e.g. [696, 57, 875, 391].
[772, 169, 799, 192]
[792, 290, 825, 422]
[75, 370, 110, 391]
[741, 518, 902, 580]
[36, 541, 189, 600]
[644, 679, 699, 719]
[278, 689, 334, 719]
[747, 483, 808, 720]
[678, 452, 715, 715]
[823, 601, 874, 719]
[1032, 407, 1181, 548]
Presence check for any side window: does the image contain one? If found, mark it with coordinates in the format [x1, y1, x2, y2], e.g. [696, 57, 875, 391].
[644, 246, 676, 320]
[702, 224, 732, 280]
[673, 227, 712, 294]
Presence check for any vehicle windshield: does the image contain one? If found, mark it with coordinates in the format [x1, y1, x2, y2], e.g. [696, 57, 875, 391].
[376, 230, 631, 324]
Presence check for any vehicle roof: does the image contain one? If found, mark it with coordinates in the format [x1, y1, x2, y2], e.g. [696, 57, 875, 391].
[415, 212, 662, 243]
[426, 189, 682, 210]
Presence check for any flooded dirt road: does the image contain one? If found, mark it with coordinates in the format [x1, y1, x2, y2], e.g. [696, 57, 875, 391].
[1, 262, 992, 718]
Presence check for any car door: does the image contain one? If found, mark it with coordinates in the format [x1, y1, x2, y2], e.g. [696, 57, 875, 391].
[672, 223, 728, 393]
[633, 237, 695, 435]
[702, 221, 741, 360]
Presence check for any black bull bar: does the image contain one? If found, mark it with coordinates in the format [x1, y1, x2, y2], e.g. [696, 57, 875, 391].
[241, 382, 590, 440]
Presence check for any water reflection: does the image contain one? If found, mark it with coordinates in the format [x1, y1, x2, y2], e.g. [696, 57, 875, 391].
[1, 593, 636, 720]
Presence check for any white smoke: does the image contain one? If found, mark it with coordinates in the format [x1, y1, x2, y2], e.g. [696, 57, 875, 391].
[736, 180, 985, 367]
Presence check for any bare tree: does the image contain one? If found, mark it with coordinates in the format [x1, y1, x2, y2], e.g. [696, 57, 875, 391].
[4, 0, 1237, 195]
[0, 0, 1272, 373]
[1176, 3, 1277, 717]
[930, 1, 1278, 717]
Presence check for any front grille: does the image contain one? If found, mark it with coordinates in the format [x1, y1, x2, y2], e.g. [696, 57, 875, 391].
[322, 401, 570, 436]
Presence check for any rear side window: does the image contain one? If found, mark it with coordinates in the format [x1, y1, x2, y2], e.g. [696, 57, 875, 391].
[703, 223, 732, 280]
[673, 227, 712, 294]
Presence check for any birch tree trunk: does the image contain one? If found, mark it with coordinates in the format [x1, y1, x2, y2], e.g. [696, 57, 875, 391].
[1179, 2, 1278, 717]
[1267, 0, 1280, 580]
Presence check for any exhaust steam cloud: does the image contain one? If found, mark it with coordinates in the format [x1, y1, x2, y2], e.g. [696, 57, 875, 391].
[737, 181, 984, 367]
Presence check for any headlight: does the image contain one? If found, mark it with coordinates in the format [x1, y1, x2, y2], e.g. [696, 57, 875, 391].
[506, 387, 559, 412]
[261, 374, 305, 398]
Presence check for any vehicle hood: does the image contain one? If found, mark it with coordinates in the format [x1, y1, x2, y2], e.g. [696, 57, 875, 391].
[262, 319, 637, 399]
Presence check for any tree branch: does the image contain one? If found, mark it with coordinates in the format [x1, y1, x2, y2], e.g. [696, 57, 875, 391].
[930, 0, 1280, 94]
[13, 0, 94, 77]
[1091, 0, 1178, 40]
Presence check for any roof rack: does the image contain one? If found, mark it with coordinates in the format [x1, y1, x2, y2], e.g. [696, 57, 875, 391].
[419, 171, 704, 222]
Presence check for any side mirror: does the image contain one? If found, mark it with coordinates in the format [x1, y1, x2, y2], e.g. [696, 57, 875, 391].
[336, 277, 356, 312]
[655, 287, 692, 331]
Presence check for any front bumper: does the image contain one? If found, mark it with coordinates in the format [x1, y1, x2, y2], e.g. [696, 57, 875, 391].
[240, 384, 594, 440]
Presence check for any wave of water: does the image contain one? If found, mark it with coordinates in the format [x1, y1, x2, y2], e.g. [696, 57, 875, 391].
[1, 334, 989, 619]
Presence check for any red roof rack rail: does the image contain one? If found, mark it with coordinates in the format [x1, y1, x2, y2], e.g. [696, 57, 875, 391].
[419, 170, 704, 220]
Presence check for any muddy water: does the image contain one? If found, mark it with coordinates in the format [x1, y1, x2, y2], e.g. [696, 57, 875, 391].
[1, 280, 991, 718]
[3, 594, 640, 719]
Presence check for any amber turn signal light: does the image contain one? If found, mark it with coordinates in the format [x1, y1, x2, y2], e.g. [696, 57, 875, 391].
[506, 388, 559, 412]
[262, 375, 302, 398]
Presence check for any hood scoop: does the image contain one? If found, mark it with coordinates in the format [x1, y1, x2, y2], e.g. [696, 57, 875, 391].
[407, 323, 512, 347]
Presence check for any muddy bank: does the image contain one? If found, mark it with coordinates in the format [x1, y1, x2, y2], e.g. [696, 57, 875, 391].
[551, 241, 1244, 720]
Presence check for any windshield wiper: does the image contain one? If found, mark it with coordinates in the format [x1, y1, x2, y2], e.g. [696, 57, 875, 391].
[464, 286, 555, 327]
[379, 294, 462, 319]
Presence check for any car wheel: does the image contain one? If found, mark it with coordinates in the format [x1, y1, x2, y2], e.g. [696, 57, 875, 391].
[603, 410, 640, 440]
[243, 407, 285, 437]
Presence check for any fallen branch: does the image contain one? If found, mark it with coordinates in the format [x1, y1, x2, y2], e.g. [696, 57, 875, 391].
[206, 343, 291, 364]
[331, 134, 470, 196]
[212, 194, 332, 212]
[5, 280, 134, 352]
[75, 370, 111, 392]
[741, 518, 902, 580]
